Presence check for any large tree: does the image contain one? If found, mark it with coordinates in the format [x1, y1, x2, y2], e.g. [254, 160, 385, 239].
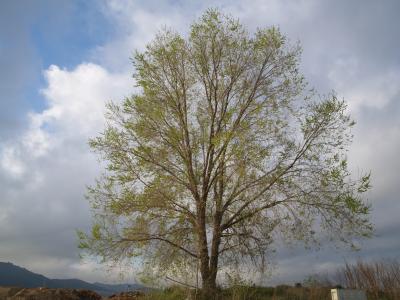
[79, 10, 372, 296]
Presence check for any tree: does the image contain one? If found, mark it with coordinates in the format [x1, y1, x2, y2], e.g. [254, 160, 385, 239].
[78, 9, 372, 297]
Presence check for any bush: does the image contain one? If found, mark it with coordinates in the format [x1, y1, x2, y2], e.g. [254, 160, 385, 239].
[335, 258, 400, 300]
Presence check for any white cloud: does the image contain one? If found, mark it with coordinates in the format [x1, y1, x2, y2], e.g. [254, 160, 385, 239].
[0, 62, 134, 281]
[93, 1, 189, 70]
[0, 146, 25, 178]
[22, 112, 51, 158]
[0, 62, 132, 180]
[40, 63, 132, 138]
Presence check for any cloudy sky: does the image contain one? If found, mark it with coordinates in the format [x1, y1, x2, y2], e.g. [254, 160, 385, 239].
[1, 0, 399, 285]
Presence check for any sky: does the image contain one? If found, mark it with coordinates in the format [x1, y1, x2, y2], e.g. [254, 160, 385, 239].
[0, 0, 399, 286]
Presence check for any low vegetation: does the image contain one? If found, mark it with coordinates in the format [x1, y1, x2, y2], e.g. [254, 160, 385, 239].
[140, 285, 331, 300]
[140, 258, 400, 300]
[335, 259, 400, 300]
[2, 259, 398, 299]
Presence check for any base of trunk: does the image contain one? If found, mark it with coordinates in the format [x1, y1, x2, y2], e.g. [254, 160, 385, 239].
[197, 289, 218, 300]
[198, 280, 218, 299]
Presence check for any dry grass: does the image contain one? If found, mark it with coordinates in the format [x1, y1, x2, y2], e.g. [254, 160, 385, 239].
[335, 258, 400, 300]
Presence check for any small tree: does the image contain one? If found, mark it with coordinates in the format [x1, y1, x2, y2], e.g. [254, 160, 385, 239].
[79, 9, 372, 296]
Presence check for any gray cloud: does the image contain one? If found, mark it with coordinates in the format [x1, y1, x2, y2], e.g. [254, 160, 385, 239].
[0, 1, 41, 138]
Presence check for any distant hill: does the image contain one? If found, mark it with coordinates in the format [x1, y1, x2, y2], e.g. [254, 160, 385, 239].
[0, 262, 148, 296]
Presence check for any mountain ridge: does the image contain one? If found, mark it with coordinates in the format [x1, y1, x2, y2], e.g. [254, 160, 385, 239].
[0, 262, 147, 296]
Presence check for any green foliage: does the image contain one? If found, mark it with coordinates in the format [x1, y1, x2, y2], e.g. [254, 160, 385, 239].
[79, 8, 373, 290]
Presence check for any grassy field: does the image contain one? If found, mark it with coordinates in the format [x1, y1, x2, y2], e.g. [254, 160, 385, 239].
[140, 285, 398, 300]
[140, 285, 332, 300]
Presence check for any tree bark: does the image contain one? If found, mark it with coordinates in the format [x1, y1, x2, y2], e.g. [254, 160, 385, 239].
[209, 212, 222, 287]
[198, 211, 222, 297]
[201, 275, 218, 298]
[197, 200, 213, 295]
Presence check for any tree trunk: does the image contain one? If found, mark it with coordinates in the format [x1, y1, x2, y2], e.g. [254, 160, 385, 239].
[208, 212, 222, 289]
[197, 199, 216, 297]
[198, 214, 222, 298]
[201, 274, 218, 298]
[197, 162, 224, 298]
[199, 255, 220, 299]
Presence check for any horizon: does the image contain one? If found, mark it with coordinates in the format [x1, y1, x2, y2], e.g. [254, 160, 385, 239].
[0, 0, 399, 286]
[0, 261, 134, 284]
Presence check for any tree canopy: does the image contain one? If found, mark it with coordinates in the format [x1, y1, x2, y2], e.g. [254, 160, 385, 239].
[78, 9, 372, 296]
